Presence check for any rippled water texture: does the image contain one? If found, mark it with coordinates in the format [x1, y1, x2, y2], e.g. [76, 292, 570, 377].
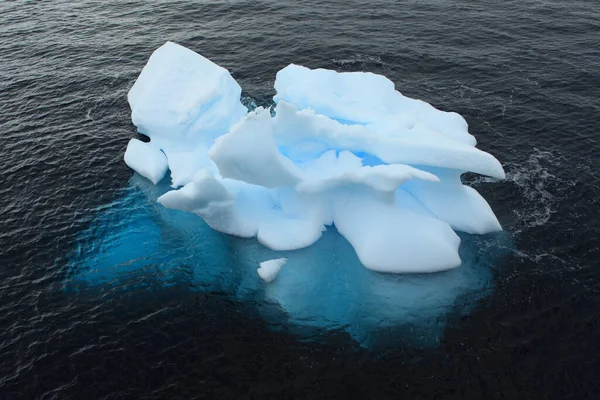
[2, 0, 600, 398]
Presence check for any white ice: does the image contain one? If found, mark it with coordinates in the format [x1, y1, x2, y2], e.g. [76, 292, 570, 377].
[257, 258, 287, 283]
[124, 138, 168, 184]
[127, 41, 247, 187]
[125, 42, 505, 274]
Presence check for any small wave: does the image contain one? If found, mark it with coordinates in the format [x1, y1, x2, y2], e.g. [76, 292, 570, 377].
[504, 148, 566, 232]
[332, 54, 389, 71]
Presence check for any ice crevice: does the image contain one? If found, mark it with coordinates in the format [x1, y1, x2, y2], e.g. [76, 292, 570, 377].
[124, 41, 505, 274]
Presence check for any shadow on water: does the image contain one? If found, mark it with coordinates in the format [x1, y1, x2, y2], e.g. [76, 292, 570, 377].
[65, 173, 512, 349]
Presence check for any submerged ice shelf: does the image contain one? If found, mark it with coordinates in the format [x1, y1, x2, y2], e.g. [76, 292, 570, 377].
[67, 174, 510, 347]
[125, 41, 504, 274]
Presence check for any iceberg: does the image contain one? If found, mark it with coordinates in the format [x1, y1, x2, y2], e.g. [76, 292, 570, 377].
[125, 42, 504, 274]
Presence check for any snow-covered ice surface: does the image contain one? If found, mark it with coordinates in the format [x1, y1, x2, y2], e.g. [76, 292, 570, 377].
[127, 42, 505, 274]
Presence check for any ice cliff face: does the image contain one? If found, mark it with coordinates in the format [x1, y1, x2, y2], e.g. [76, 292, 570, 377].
[124, 41, 504, 273]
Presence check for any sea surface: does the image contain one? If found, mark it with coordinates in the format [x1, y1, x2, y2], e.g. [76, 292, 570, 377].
[2, 0, 600, 398]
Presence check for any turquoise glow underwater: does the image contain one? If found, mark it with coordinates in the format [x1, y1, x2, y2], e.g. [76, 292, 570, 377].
[66, 173, 511, 348]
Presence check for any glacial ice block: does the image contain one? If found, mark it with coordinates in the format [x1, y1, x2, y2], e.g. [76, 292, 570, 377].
[157, 169, 256, 238]
[257, 258, 287, 283]
[274, 64, 476, 146]
[127, 41, 247, 187]
[124, 42, 505, 274]
[124, 139, 168, 184]
[402, 167, 502, 234]
[333, 193, 462, 273]
[209, 108, 304, 188]
[128, 41, 247, 145]
[271, 102, 505, 180]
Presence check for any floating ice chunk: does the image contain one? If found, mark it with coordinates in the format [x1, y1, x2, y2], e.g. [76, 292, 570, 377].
[272, 102, 505, 179]
[128, 41, 247, 144]
[257, 215, 326, 251]
[333, 193, 461, 273]
[158, 172, 327, 251]
[297, 157, 439, 194]
[209, 107, 304, 188]
[275, 64, 476, 146]
[257, 258, 287, 283]
[158, 169, 256, 237]
[162, 145, 215, 188]
[127, 41, 247, 187]
[403, 167, 502, 234]
[123, 138, 168, 184]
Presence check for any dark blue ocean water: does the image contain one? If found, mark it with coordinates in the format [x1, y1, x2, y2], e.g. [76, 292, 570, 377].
[2, 0, 600, 398]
